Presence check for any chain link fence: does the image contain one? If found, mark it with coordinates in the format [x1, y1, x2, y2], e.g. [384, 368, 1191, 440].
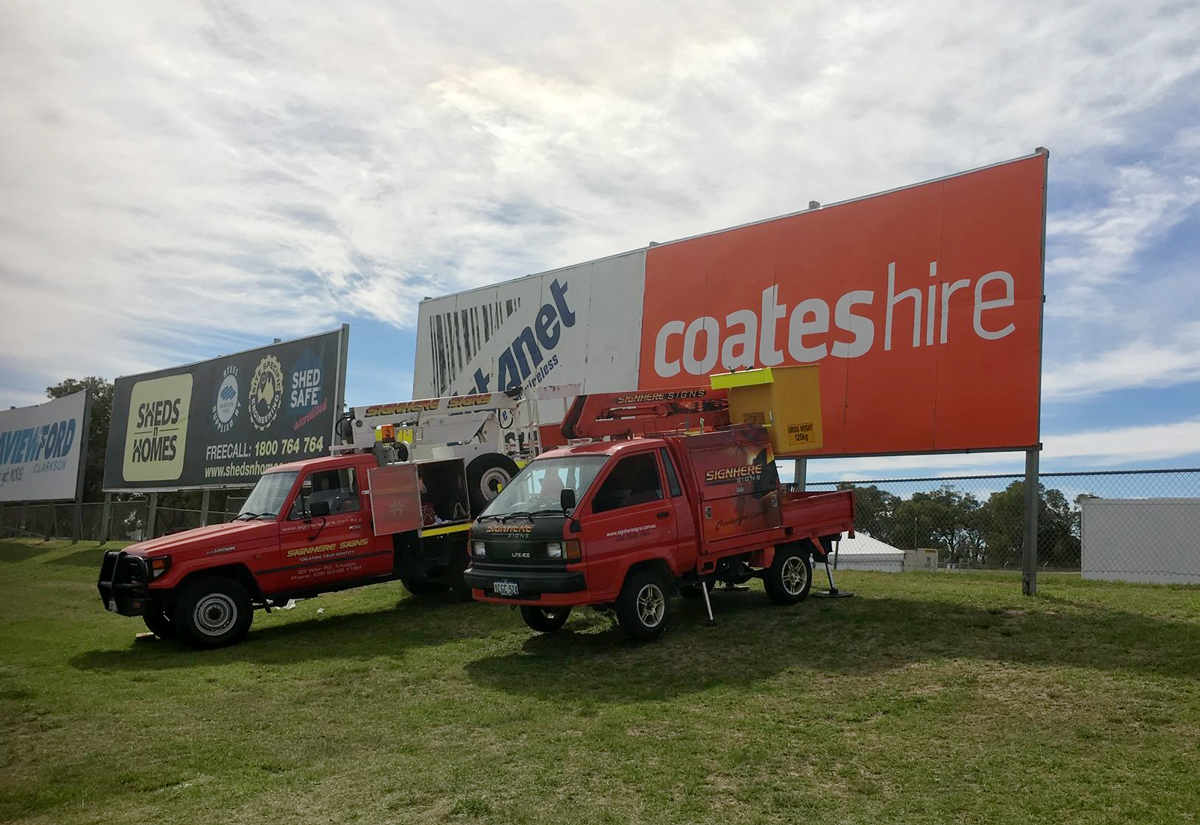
[0, 500, 244, 543]
[807, 468, 1200, 575]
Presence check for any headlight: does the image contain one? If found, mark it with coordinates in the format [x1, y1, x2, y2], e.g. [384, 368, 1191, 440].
[472, 541, 487, 558]
[546, 541, 563, 559]
[148, 556, 171, 579]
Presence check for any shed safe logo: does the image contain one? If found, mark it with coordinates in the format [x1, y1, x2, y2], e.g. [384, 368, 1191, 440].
[470, 278, 575, 393]
[122, 374, 192, 482]
[249, 355, 284, 430]
[212, 365, 241, 434]
[288, 349, 326, 431]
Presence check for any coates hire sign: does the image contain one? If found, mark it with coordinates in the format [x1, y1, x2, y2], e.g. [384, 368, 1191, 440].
[104, 328, 347, 491]
[0, 391, 88, 503]
[414, 152, 1047, 457]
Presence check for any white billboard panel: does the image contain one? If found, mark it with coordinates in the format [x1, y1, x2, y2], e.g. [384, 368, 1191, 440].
[413, 250, 646, 400]
[0, 391, 87, 503]
[1082, 498, 1200, 585]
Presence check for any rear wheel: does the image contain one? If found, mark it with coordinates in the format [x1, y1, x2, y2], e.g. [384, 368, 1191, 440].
[764, 545, 812, 605]
[142, 608, 177, 639]
[520, 605, 572, 633]
[466, 453, 520, 516]
[402, 576, 449, 596]
[174, 576, 253, 649]
[447, 543, 473, 600]
[616, 569, 671, 641]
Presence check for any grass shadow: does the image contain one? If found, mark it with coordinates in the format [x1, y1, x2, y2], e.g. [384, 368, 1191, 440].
[69, 590, 491, 672]
[463, 587, 1200, 703]
[49, 547, 110, 567]
[0, 542, 55, 562]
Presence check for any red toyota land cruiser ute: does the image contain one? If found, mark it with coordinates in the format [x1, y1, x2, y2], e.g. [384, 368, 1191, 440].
[464, 425, 855, 640]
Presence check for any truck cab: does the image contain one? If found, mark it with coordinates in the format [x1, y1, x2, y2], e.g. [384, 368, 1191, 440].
[465, 426, 855, 640]
[98, 451, 474, 648]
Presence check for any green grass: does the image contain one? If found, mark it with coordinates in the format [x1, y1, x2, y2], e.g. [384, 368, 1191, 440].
[1, 538, 1198, 825]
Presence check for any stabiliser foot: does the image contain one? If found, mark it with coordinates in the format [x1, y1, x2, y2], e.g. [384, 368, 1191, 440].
[810, 558, 854, 599]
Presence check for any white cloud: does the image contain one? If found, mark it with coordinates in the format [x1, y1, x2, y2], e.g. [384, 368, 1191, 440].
[2, 0, 1200, 406]
[1043, 322, 1200, 400]
[802, 416, 1200, 480]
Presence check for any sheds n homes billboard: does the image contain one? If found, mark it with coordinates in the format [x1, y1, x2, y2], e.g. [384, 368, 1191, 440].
[414, 151, 1048, 457]
[104, 329, 348, 491]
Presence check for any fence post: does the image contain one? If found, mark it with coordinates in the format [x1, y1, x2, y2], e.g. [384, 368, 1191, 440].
[147, 493, 158, 540]
[20, 501, 28, 533]
[100, 493, 112, 544]
[795, 458, 807, 491]
[200, 489, 211, 527]
[1022, 448, 1040, 596]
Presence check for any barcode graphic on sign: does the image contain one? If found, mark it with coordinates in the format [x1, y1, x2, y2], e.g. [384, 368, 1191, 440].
[429, 298, 522, 395]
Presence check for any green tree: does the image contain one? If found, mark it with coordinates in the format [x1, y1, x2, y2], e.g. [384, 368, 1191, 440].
[45, 377, 112, 502]
[978, 481, 1081, 569]
[890, 486, 983, 564]
[837, 483, 900, 544]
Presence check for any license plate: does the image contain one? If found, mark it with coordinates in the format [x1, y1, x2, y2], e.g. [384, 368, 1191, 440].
[107, 599, 118, 613]
[493, 580, 519, 597]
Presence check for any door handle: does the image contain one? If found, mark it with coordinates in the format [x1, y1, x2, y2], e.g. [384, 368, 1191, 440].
[657, 511, 670, 519]
[348, 524, 364, 531]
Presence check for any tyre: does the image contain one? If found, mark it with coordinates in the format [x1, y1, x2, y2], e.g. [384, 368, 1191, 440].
[466, 453, 520, 516]
[142, 608, 177, 639]
[764, 545, 812, 605]
[447, 543, 474, 600]
[520, 605, 572, 633]
[402, 576, 449, 596]
[616, 568, 671, 641]
[173, 576, 253, 649]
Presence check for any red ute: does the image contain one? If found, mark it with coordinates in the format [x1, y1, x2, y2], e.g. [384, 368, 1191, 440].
[466, 425, 854, 640]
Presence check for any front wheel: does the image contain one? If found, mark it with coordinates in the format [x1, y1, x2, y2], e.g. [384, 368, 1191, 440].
[142, 608, 177, 639]
[764, 545, 812, 605]
[173, 576, 253, 649]
[520, 605, 571, 633]
[616, 569, 671, 641]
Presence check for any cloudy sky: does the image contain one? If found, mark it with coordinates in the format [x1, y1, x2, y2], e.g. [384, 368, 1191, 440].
[2, 0, 1199, 480]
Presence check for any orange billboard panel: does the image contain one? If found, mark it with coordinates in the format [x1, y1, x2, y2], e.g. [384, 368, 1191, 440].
[637, 153, 1046, 456]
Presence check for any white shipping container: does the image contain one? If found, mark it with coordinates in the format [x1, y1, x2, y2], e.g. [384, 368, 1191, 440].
[1081, 498, 1200, 585]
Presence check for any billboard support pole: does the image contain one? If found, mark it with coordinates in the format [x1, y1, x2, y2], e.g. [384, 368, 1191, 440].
[19, 501, 27, 534]
[71, 391, 92, 545]
[795, 458, 807, 491]
[147, 493, 158, 541]
[100, 493, 112, 544]
[1022, 448, 1040, 596]
[200, 489, 211, 527]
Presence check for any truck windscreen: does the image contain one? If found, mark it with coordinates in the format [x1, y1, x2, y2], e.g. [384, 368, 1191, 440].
[481, 456, 607, 517]
[238, 471, 299, 519]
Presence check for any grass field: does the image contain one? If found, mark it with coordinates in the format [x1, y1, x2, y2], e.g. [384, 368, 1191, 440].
[1, 538, 1198, 825]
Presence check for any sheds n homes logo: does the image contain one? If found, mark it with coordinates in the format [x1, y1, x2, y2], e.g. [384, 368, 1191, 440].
[122, 374, 192, 482]
[249, 355, 284, 430]
[213, 365, 241, 433]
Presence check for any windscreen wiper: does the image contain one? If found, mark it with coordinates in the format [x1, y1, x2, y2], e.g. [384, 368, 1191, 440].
[234, 512, 262, 521]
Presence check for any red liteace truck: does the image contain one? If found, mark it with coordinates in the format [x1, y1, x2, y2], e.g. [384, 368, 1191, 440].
[464, 423, 855, 640]
[97, 449, 479, 648]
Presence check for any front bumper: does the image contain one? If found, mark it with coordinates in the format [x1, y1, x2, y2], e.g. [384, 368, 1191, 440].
[463, 563, 585, 600]
[97, 551, 156, 616]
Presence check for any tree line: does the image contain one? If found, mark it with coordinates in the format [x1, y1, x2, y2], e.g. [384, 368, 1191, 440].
[838, 481, 1086, 568]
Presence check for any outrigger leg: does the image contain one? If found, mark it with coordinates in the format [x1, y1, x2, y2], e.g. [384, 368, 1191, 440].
[700, 580, 715, 624]
[811, 539, 854, 599]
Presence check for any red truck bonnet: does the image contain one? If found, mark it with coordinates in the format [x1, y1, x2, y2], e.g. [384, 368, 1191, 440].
[121, 520, 273, 559]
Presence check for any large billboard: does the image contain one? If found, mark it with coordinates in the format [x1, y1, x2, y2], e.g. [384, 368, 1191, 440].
[413, 152, 1047, 457]
[0, 391, 88, 503]
[640, 154, 1046, 455]
[104, 328, 348, 491]
[412, 250, 646, 398]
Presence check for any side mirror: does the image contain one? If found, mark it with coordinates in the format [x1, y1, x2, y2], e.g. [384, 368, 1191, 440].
[560, 488, 576, 512]
[308, 500, 331, 519]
